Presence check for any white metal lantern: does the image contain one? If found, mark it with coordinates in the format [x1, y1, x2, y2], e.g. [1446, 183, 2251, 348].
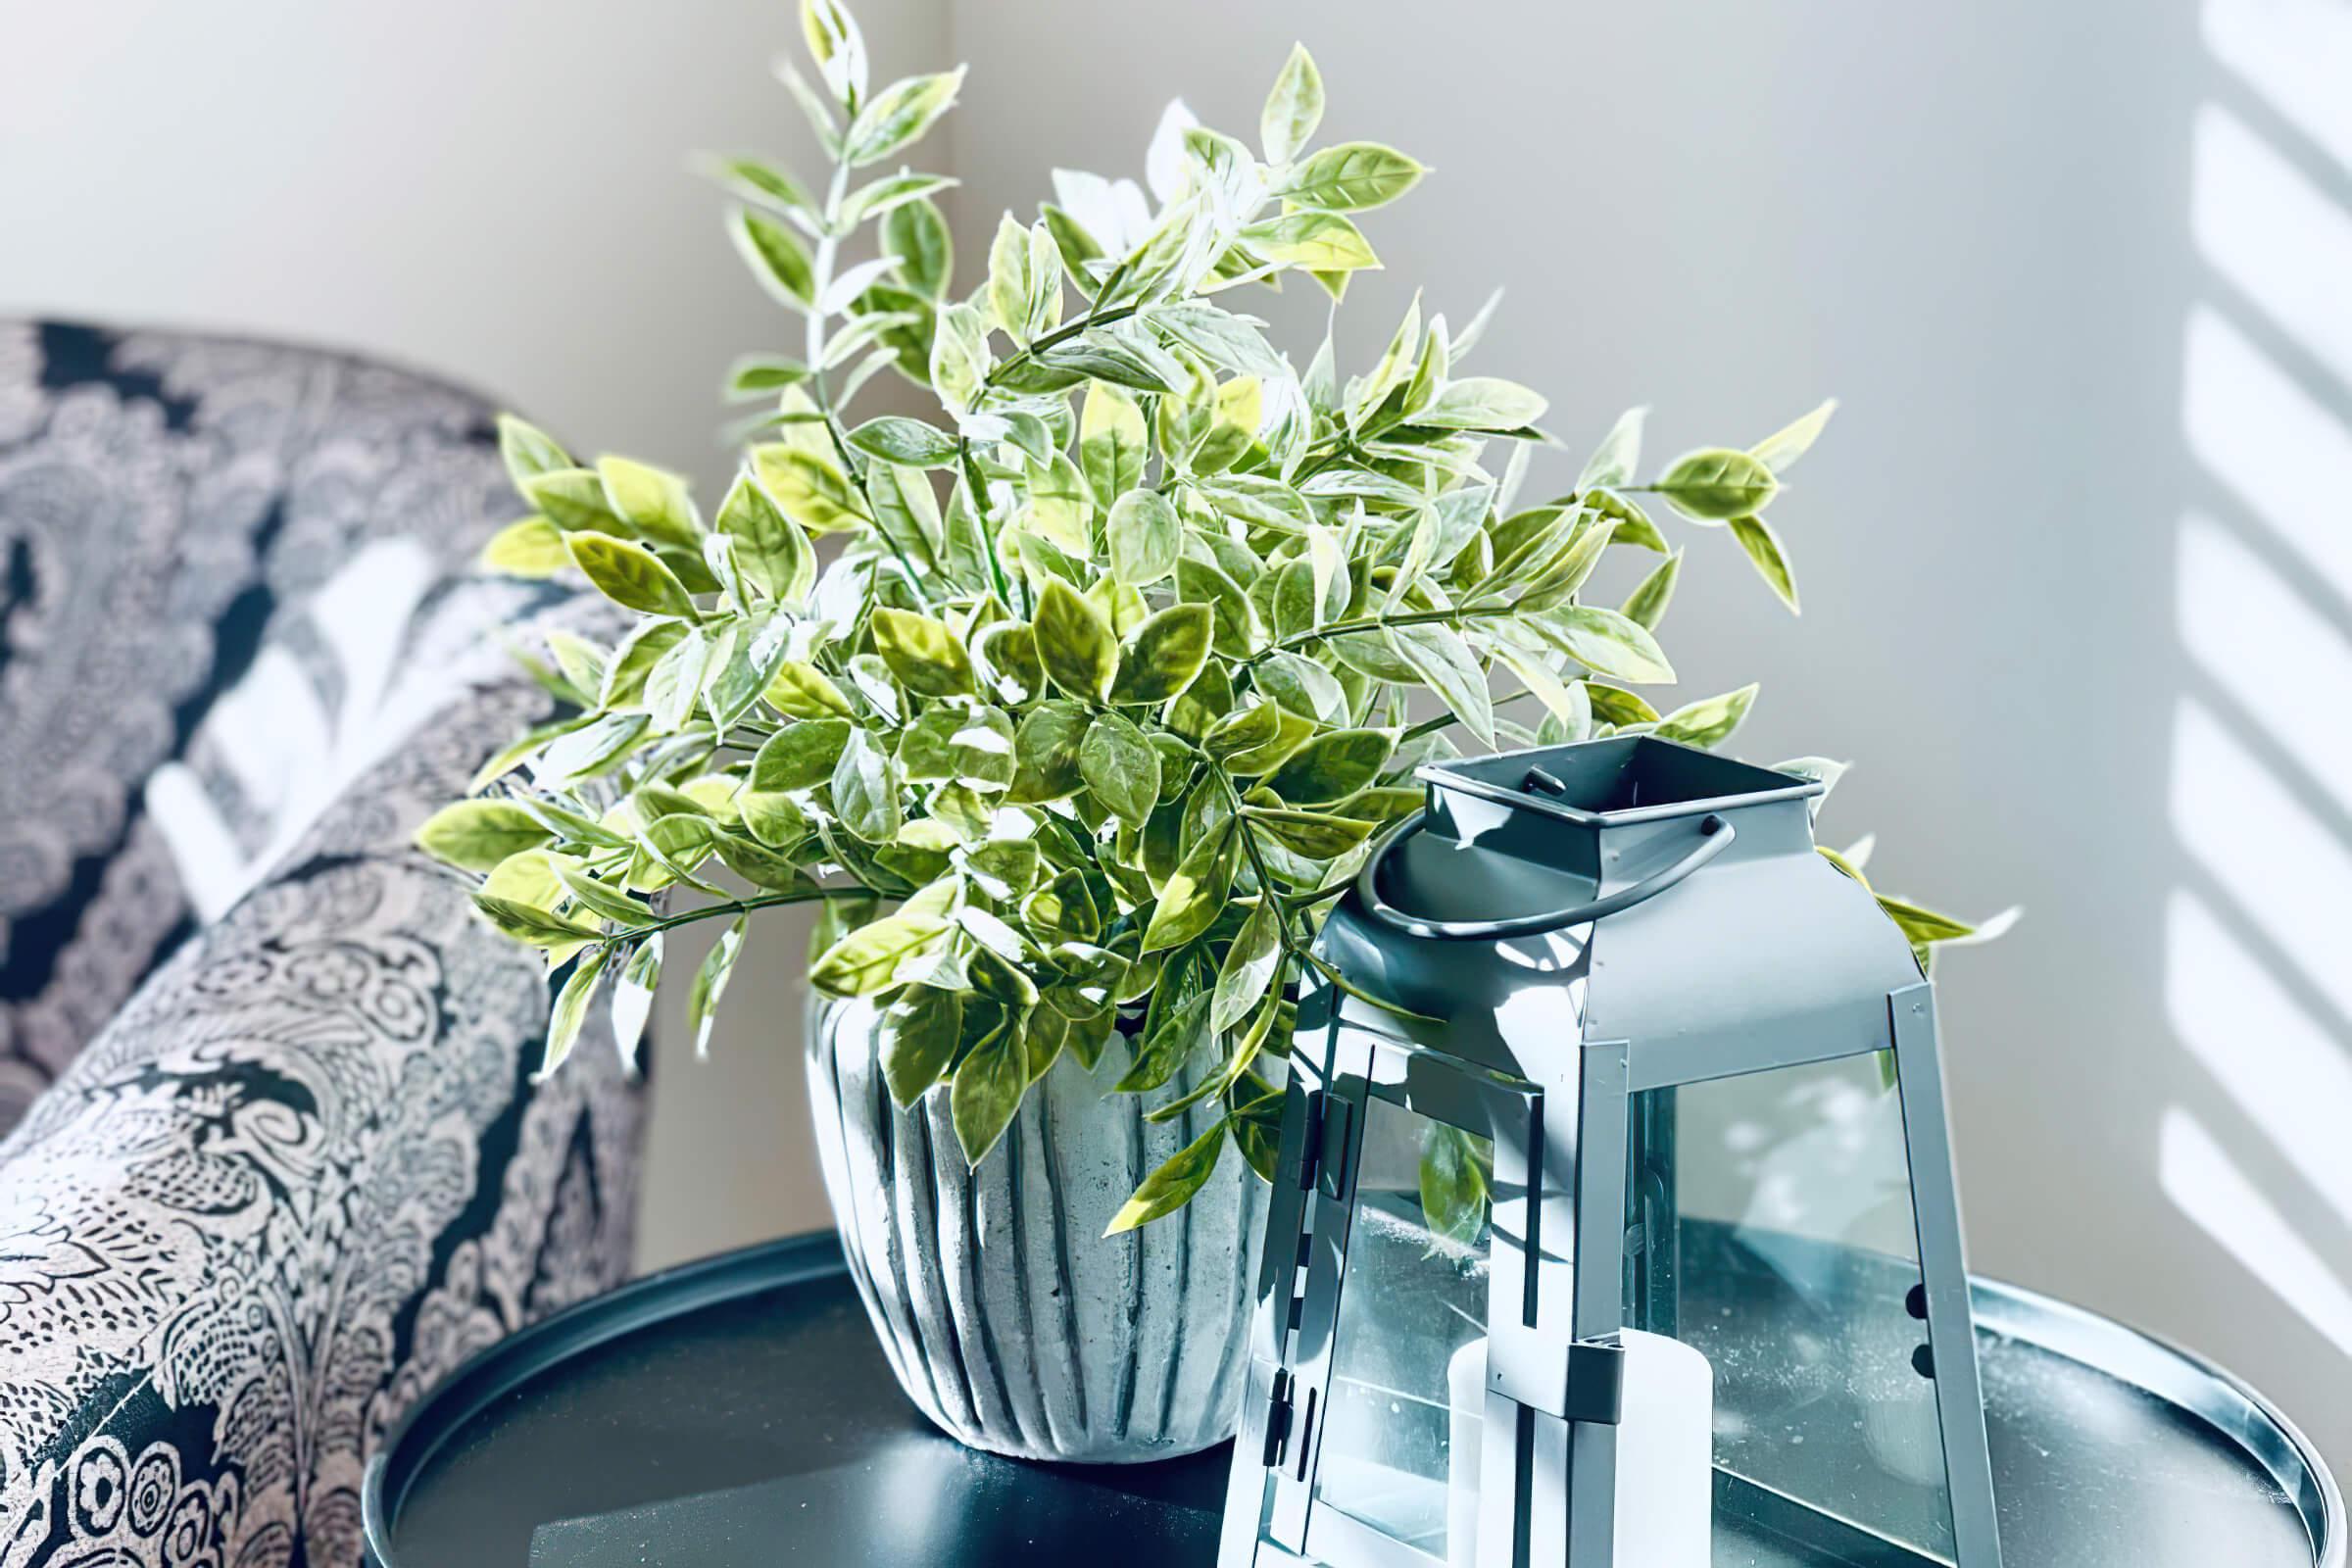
[1217, 737, 2002, 1568]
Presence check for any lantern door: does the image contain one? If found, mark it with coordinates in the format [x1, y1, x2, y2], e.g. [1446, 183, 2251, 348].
[1618, 989, 1998, 1565]
[1237, 1018, 1546, 1568]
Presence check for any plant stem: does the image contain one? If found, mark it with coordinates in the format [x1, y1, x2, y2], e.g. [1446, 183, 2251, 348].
[615, 882, 880, 941]
[1245, 604, 1513, 668]
[983, 300, 1147, 389]
[805, 155, 931, 602]
[1399, 687, 1540, 745]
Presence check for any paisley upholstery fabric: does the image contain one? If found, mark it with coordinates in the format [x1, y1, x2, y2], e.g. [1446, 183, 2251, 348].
[0, 323, 644, 1566]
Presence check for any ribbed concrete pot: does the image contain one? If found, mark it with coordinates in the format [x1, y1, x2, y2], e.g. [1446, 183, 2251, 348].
[804, 993, 1270, 1462]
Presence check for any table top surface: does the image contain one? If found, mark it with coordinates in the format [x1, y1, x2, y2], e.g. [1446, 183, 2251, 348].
[367, 1233, 2335, 1568]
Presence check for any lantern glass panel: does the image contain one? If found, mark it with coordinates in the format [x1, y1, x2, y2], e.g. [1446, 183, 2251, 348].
[1311, 1093, 1494, 1561]
[1627, 1049, 1959, 1563]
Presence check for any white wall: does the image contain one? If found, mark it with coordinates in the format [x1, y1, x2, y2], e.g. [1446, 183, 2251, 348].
[12, 0, 2352, 1479]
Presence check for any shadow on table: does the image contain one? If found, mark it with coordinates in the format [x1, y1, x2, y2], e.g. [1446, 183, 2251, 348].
[528, 1431, 1231, 1566]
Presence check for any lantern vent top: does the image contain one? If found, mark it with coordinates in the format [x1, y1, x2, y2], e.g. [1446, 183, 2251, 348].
[1419, 736, 1820, 830]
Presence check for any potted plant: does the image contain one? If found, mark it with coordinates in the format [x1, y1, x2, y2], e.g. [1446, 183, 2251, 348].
[416, 0, 2003, 1463]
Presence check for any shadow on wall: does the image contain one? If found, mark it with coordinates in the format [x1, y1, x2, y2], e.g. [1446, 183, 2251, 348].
[2162, 0, 2352, 1375]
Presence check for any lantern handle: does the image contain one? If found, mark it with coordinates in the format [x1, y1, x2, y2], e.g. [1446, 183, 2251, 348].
[1351, 810, 1735, 942]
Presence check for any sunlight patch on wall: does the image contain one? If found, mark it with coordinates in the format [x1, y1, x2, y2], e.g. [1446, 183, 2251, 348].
[2169, 698, 2352, 1023]
[2175, 514, 2352, 812]
[2191, 104, 2352, 386]
[2180, 307, 2352, 605]
[2166, 891, 2352, 1223]
[2161, 1106, 2352, 1356]
[2202, 0, 2352, 172]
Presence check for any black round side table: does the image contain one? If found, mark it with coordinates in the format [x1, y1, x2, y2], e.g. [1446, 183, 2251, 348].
[363, 1234, 1230, 1567]
[364, 1233, 2338, 1567]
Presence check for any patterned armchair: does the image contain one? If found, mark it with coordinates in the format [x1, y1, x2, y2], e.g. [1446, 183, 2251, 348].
[0, 322, 644, 1567]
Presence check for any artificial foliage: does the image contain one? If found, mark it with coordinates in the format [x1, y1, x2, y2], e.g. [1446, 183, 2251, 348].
[417, 0, 2003, 1235]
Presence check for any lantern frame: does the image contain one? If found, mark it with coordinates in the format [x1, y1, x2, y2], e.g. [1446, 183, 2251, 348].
[1216, 737, 2005, 1568]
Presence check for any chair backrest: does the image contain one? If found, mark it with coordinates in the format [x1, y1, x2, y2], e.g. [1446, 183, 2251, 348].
[0, 320, 515, 1130]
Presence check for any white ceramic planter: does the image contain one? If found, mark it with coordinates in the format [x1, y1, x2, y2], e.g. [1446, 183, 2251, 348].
[804, 993, 1270, 1462]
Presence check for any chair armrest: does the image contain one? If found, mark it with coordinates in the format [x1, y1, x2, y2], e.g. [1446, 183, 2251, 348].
[0, 618, 643, 1568]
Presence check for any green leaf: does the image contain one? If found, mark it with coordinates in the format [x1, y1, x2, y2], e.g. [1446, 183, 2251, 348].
[1420, 1124, 1493, 1247]
[1729, 514, 1799, 613]
[1654, 683, 1759, 749]
[539, 944, 612, 1080]
[1229, 1090, 1284, 1182]
[1267, 728, 1397, 807]
[1079, 710, 1160, 829]
[724, 355, 810, 400]
[1143, 818, 1238, 953]
[497, 414, 572, 488]
[479, 516, 570, 576]
[1577, 407, 1648, 492]
[1587, 487, 1669, 553]
[564, 531, 698, 619]
[927, 301, 992, 415]
[951, 1018, 1027, 1163]
[1110, 602, 1212, 705]
[1239, 211, 1379, 271]
[1584, 681, 1662, 727]
[1241, 806, 1375, 859]
[1877, 895, 1977, 946]
[809, 910, 952, 996]
[1387, 624, 1494, 747]
[985, 213, 1063, 342]
[1534, 606, 1677, 684]
[1278, 142, 1425, 211]
[883, 195, 954, 300]
[643, 626, 713, 733]
[686, 913, 747, 1057]
[714, 472, 818, 605]
[830, 728, 903, 843]
[880, 985, 963, 1106]
[596, 457, 702, 551]
[416, 801, 552, 872]
[800, 0, 867, 104]
[520, 468, 619, 533]
[840, 170, 956, 226]
[1621, 547, 1684, 631]
[752, 718, 853, 793]
[472, 894, 605, 948]
[1080, 383, 1150, 508]
[1259, 41, 1324, 165]
[1212, 900, 1283, 1033]
[1105, 488, 1181, 587]
[702, 153, 815, 216]
[1120, 986, 1211, 1093]
[1106, 1117, 1227, 1235]
[848, 416, 960, 467]
[1652, 447, 1780, 520]
[537, 712, 651, 786]
[898, 704, 1016, 793]
[1749, 398, 1837, 474]
[730, 209, 816, 307]
[1034, 577, 1117, 701]
[554, 863, 655, 925]
[763, 659, 857, 718]
[599, 620, 688, 709]
[845, 68, 965, 168]
[1421, 376, 1547, 431]
[1175, 557, 1262, 658]
[753, 445, 871, 534]
[1006, 699, 1092, 804]
[870, 607, 976, 697]
[973, 620, 1046, 706]
[612, 935, 661, 1074]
